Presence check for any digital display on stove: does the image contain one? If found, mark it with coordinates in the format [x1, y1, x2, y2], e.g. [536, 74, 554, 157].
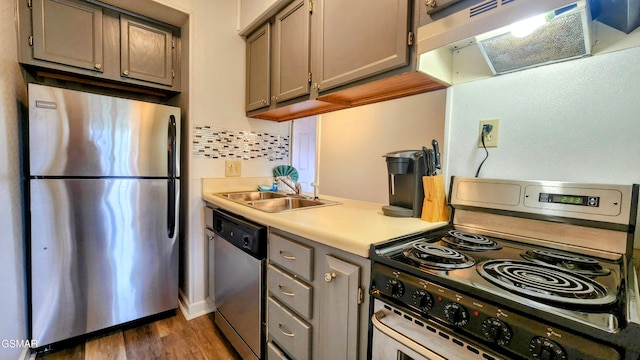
[539, 193, 599, 207]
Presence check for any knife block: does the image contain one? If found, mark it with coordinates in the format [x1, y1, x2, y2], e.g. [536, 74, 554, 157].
[421, 174, 449, 222]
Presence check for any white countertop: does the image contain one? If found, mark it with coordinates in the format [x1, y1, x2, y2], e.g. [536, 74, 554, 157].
[202, 178, 448, 258]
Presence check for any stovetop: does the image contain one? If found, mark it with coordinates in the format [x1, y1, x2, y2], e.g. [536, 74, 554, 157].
[371, 227, 626, 333]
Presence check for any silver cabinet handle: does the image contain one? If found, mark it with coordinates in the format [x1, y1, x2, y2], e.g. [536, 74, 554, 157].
[279, 251, 296, 260]
[324, 272, 336, 283]
[425, 0, 437, 7]
[278, 285, 295, 297]
[278, 324, 294, 337]
[262, 99, 267, 105]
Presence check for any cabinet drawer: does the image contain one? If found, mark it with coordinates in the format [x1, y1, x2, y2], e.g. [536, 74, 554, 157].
[269, 234, 313, 281]
[267, 341, 290, 360]
[268, 264, 312, 319]
[268, 297, 311, 360]
[204, 206, 214, 230]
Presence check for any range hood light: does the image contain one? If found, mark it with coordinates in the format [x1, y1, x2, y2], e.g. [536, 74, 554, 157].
[510, 14, 548, 38]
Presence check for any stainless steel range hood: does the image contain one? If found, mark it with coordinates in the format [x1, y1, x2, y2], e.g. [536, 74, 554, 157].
[417, 0, 594, 84]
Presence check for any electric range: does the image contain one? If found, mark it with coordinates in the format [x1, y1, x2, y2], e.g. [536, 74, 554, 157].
[370, 177, 640, 360]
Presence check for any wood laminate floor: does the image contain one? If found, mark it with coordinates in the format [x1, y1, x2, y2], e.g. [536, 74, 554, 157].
[34, 311, 241, 360]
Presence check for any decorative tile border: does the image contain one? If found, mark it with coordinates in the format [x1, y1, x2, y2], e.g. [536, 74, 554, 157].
[192, 125, 289, 161]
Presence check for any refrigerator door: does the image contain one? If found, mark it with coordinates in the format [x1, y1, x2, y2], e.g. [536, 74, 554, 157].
[28, 84, 180, 178]
[29, 178, 179, 346]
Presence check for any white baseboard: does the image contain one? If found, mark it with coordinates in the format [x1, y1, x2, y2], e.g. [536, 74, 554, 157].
[20, 346, 33, 360]
[178, 289, 215, 320]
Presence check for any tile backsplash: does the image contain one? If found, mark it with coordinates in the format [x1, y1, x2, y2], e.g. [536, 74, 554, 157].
[193, 125, 289, 161]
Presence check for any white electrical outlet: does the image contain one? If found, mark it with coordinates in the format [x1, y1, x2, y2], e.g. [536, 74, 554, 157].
[478, 119, 500, 148]
[225, 160, 242, 177]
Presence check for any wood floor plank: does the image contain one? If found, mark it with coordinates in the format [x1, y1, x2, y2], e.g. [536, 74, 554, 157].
[34, 311, 241, 360]
[160, 328, 206, 359]
[154, 311, 188, 338]
[84, 330, 127, 360]
[123, 322, 165, 360]
[190, 313, 241, 360]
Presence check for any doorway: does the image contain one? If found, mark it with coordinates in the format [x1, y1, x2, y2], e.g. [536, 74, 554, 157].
[291, 116, 317, 193]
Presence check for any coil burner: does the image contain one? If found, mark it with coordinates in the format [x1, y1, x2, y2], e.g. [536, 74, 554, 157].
[521, 249, 611, 277]
[442, 230, 502, 251]
[477, 260, 616, 306]
[403, 241, 475, 270]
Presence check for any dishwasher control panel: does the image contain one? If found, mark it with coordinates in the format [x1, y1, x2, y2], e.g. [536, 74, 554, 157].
[213, 209, 267, 259]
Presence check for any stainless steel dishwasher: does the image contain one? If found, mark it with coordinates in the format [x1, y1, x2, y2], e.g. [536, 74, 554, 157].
[213, 209, 267, 360]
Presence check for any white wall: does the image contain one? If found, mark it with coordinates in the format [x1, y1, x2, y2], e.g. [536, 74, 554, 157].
[445, 46, 640, 186]
[318, 90, 447, 204]
[0, 1, 27, 358]
[180, 0, 288, 317]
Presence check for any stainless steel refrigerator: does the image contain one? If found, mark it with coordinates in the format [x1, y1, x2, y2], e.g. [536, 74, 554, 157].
[26, 84, 180, 347]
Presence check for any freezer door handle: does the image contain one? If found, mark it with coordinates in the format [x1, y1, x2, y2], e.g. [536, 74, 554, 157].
[168, 115, 177, 238]
[168, 115, 177, 178]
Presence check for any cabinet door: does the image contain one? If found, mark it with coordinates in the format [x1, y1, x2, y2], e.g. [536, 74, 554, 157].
[206, 228, 215, 301]
[318, 255, 360, 360]
[311, 0, 410, 92]
[120, 15, 174, 86]
[272, 0, 311, 103]
[246, 23, 271, 112]
[32, 0, 104, 72]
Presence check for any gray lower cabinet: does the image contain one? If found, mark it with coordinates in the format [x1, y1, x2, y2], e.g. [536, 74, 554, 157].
[317, 255, 360, 360]
[205, 206, 215, 301]
[17, 0, 181, 92]
[267, 230, 370, 360]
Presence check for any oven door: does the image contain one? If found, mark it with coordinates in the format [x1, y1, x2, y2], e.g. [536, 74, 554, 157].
[371, 299, 504, 360]
[372, 313, 445, 360]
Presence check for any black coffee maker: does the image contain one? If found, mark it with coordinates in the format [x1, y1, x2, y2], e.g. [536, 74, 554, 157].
[382, 150, 427, 217]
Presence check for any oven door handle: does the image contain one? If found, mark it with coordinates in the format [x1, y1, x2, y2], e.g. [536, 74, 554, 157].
[372, 310, 447, 360]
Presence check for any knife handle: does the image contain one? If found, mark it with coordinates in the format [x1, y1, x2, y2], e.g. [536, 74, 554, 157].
[432, 140, 441, 170]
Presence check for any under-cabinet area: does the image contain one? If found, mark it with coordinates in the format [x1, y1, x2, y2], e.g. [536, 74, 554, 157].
[16, 0, 181, 92]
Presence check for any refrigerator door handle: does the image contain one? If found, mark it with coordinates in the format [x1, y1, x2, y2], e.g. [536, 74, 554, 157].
[168, 115, 177, 238]
[168, 115, 177, 178]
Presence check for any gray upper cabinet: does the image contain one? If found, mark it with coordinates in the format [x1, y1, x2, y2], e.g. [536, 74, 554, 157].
[243, 0, 444, 122]
[120, 15, 175, 86]
[17, 0, 181, 93]
[311, 0, 410, 92]
[272, 0, 311, 103]
[31, 0, 104, 72]
[246, 23, 271, 112]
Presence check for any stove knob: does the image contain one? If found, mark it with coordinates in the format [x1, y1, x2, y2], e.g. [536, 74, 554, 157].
[385, 279, 405, 298]
[481, 317, 512, 346]
[443, 302, 469, 327]
[529, 337, 567, 360]
[412, 290, 434, 313]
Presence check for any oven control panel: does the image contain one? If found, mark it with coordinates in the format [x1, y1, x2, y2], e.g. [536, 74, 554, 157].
[371, 263, 621, 360]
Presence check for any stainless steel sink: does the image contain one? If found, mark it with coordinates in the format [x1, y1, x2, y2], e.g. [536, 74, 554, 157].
[221, 191, 288, 201]
[215, 191, 339, 212]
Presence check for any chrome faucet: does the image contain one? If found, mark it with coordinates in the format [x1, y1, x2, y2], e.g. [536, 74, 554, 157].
[276, 176, 302, 195]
